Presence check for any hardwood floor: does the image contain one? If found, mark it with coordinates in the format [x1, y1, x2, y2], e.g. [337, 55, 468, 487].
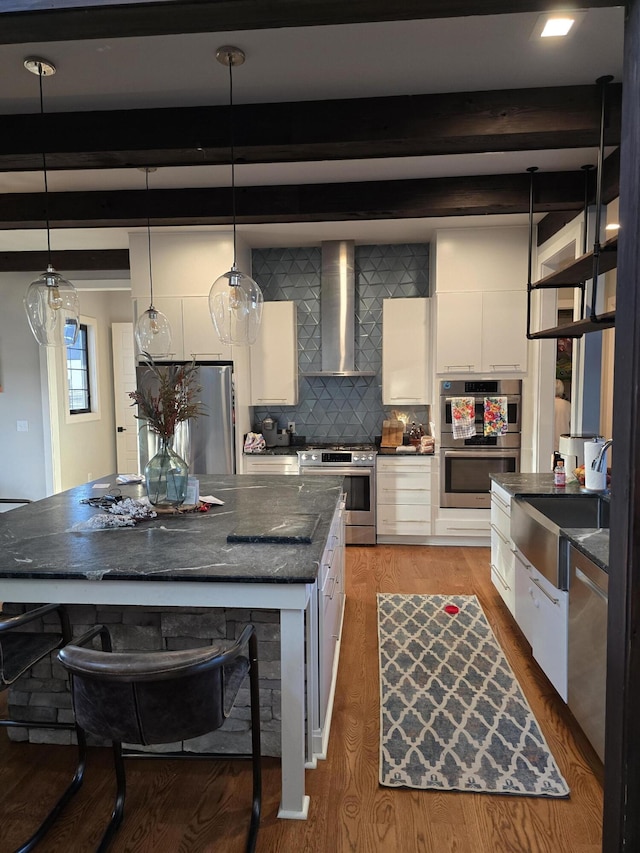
[0, 545, 603, 852]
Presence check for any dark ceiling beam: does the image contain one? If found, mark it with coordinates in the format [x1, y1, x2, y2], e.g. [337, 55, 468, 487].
[536, 147, 620, 244]
[0, 171, 589, 229]
[0, 85, 622, 172]
[0, 1, 623, 44]
[0, 249, 129, 272]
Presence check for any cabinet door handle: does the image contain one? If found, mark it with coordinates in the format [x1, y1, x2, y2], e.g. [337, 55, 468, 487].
[389, 396, 422, 401]
[324, 576, 337, 600]
[530, 575, 559, 605]
[444, 364, 474, 372]
[490, 522, 510, 546]
[491, 564, 510, 591]
[448, 526, 487, 531]
[489, 363, 521, 371]
[491, 492, 510, 511]
[512, 549, 532, 570]
[256, 398, 288, 403]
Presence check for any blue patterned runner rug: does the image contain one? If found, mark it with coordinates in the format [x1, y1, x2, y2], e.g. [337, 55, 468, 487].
[378, 593, 570, 797]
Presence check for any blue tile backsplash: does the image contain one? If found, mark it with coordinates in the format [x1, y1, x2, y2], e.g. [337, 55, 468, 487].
[251, 244, 430, 443]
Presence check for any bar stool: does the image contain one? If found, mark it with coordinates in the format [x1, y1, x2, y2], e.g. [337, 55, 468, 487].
[58, 623, 262, 853]
[1, 603, 86, 853]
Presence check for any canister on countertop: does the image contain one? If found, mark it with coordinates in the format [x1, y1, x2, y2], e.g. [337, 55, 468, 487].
[584, 437, 606, 491]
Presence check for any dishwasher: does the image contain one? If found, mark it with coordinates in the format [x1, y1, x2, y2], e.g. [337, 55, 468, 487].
[568, 544, 608, 761]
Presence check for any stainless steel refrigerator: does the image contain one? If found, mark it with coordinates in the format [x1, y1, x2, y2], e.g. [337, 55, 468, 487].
[136, 362, 235, 475]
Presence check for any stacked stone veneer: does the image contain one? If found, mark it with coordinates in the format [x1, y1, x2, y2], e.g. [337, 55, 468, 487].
[6, 603, 282, 756]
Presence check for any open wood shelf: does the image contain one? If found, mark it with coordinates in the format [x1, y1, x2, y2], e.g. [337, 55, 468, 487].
[530, 234, 618, 289]
[529, 310, 616, 339]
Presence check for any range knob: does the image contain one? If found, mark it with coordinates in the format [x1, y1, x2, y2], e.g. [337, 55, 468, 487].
[368, 454, 374, 461]
[300, 452, 307, 462]
[353, 453, 360, 462]
[311, 453, 319, 461]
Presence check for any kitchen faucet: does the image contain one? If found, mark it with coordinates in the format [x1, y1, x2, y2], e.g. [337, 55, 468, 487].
[592, 439, 613, 472]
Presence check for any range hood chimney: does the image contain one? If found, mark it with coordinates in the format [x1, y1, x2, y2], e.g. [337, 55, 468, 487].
[303, 240, 375, 377]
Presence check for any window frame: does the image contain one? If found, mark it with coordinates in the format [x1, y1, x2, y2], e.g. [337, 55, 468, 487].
[65, 315, 100, 423]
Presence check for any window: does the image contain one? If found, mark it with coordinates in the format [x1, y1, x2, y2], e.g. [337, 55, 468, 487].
[67, 323, 92, 414]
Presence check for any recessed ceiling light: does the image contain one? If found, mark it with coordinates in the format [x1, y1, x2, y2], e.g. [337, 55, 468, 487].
[531, 11, 586, 40]
[605, 222, 620, 231]
[541, 17, 575, 37]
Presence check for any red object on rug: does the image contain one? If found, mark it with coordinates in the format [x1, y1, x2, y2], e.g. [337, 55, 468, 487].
[444, 605, 459, 615]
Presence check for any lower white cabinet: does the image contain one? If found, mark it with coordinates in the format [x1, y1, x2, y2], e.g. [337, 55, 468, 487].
[243, 455, 299, 475]
[490, 483, 515, 615]
[377, 456, 432, 541]
[312, 499, 346, 757]
[513, 546, 568, 702]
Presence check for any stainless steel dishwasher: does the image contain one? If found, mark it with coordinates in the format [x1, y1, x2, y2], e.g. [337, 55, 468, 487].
[568, 544, 608, 761]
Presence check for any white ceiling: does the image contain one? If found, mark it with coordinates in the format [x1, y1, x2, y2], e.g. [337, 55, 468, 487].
[0, 7, 626, 251]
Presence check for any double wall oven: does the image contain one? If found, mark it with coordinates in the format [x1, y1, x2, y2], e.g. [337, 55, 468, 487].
[440, 379, 522, 509]
[298, 446, 377, 545]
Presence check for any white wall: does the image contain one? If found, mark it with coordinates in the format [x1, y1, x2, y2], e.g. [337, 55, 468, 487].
[0, 273, 50, 503]
[0, 275, 132, 502]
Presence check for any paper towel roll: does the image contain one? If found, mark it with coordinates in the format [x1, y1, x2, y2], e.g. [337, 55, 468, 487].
[584, 438, 606, 491]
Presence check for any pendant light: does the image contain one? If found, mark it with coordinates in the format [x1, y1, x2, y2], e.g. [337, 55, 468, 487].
[134, 167, 172, 357]
[23, 57, 80, 348]
[209, 46, 263, 346]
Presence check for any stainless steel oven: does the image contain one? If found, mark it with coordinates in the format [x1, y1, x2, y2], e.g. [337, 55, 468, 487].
[298, 447, 376, 545]
[439, 379, 521, 509]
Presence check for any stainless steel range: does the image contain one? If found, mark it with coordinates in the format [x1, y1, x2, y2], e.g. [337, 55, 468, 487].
[298, 445, 377, 545]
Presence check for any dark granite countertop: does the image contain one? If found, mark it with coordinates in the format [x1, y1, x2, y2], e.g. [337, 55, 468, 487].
[377, 448, 435, 457]
[490, 472, 610, 572]
[0, 475, 343, 585]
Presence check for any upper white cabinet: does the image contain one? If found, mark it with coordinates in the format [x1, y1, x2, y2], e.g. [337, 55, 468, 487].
[250, 301, 299, 406]
[382, 298, 431, 404]
[436, 291, 528, 374]
[182, 297, 232, 361]
[133, 296, 232, 362]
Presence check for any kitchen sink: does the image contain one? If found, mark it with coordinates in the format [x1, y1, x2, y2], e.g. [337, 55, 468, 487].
[519, 494, 610, 530]
[511, 494, 610, 590]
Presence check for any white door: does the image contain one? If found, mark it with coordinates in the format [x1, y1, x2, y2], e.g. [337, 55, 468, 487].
[112, 323, 140, 473]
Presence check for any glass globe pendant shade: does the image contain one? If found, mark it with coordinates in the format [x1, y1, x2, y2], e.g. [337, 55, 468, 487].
[135, 305, 172, 358]
[24, 264, 80, 347]
[209, 265, 264, 346]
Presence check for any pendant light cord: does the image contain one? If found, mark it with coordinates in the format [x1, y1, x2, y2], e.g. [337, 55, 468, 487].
[145, 167, 155, 308]
[37, 63, 52, 266]
[227, 54, 238, 268]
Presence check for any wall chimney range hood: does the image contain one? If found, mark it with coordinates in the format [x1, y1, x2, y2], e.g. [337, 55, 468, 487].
[302, 240, 375, 377]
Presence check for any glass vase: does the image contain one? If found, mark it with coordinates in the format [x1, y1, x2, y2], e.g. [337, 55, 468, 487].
[144, 437, 189, 508]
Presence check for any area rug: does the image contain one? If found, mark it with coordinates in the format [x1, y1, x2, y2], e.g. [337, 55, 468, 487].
[377, 593, 570, 797]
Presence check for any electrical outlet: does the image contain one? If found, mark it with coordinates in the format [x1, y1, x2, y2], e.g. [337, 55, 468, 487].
[288, 421, 296, 434]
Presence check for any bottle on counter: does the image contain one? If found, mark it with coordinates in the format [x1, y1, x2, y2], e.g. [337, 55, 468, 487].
[554, 458, 566, 487]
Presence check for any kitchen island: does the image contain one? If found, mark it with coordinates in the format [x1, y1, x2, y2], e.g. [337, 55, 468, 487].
[0, 474, 346, 820]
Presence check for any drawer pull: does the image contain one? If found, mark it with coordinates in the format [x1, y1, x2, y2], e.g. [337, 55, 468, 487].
[489, 522, 510, 546]
[324, 576, 337, 600]
[491, 564, 510, 591]
[530, 576, 559, 605]
[448, 526, 488, 531]
[491, 492, 510, 511]
[512, 549, 532, 570]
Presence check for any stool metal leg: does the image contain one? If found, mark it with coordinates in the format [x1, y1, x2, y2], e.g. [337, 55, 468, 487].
[96, 741, 127, 853]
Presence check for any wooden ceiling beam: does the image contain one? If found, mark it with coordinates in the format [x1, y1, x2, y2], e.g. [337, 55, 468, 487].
[0, 85, 622, 172]
[0, 171, 588, 229]
[0, 1, 623, 45]
[0, 249, 129, 272]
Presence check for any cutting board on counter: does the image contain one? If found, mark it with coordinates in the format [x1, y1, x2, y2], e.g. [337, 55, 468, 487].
[227, 513, 320, 544]
[381, 419, 404, 447]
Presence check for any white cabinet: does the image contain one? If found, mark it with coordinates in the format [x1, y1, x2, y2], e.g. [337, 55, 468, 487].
[182, 297, 232, 360]
[382, 298, 431, 404]
[133, 297, 184, 361]
[133, 296, 232, 361]
[436, 291, 528, 374]
[242, 455, 299, 475]
[312, 499, 346, 757]
[490, 482, 515, 616]
[513, 545, 568, 702]
[250, 301, 298, 406]
[377, 456, 432, 541]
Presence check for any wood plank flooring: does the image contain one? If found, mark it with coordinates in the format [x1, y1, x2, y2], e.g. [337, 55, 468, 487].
[0, 545, 603, 852]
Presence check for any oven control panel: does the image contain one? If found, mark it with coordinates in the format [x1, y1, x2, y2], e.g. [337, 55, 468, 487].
[298, 450, 377, 467]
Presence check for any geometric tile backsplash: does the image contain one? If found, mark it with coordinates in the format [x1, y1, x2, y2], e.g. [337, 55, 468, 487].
[251, 243, 431, 443]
